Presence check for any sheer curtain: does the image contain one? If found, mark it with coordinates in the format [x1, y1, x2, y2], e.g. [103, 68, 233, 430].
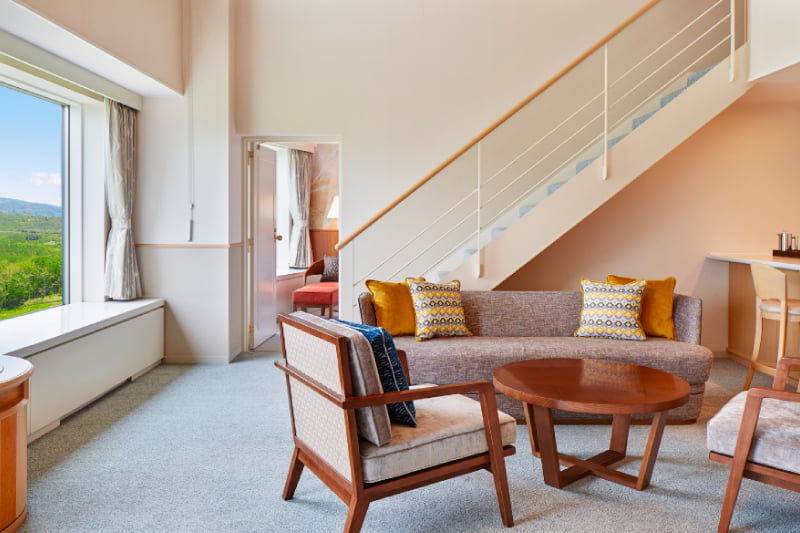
[104, 99, 142, 300]
[288, 149, 313, 268]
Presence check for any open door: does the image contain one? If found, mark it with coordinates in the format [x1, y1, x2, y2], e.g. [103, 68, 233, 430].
[248, 144, 279, 348]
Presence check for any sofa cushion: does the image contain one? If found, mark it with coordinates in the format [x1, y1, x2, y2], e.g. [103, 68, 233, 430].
[607, 275, 677, 340]
[333, 319, 417, 427]
[574, 279, 646, 341]
[408, 280, 472, 341]
[393, 335, 713, 390]
[359, 386, 517, 483]
[289, 312, 392, 446]
[365, 279, 417, 336]
[707, 391, 800, 475]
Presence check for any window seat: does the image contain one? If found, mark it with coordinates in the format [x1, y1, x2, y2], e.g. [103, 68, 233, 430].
[0, 298, 165, 441]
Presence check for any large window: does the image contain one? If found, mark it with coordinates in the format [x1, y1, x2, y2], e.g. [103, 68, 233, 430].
[0, 83, 67, 320]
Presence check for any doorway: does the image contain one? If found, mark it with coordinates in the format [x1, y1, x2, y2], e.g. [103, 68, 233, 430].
[243, 138, 341, 350]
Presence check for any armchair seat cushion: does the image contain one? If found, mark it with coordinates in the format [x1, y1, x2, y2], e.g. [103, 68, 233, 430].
[707, 391, 800, 475]
[292, 282, 339, 305]
[359, 386, 517, 483]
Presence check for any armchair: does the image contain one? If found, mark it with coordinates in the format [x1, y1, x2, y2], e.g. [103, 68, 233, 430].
[707, 356, 800, 532]
[275, 311, 516, 533]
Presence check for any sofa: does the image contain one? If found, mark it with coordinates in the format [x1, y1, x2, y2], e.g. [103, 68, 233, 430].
[358, 290, 714, 422]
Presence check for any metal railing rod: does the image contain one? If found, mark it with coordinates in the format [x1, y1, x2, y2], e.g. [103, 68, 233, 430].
[481, 93, 603, 188]
[481, 108, 604, 210]
[355, 191, 477, 283]
[611, 0, 726, 89]
[607, 38, 729, 133]
[609, 14, 729, 111]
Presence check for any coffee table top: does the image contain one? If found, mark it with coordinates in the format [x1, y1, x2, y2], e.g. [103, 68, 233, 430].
[493, 358, 690, 415]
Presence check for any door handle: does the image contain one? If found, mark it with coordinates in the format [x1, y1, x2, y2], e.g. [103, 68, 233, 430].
[274, 230, 283, 241]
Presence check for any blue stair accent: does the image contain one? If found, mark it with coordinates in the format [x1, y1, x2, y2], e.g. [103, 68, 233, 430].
[632, 110, 656, 129]
[660, 87, 686, 107]
[607, 135, 625, 149]
[519, 204, 535, 217]
[547, 181, 565, 195]
[687, 64, 714, 86]
[576, 157, 597, 173]
[464, 248, 477, 261]
[491, 227, 506, 240]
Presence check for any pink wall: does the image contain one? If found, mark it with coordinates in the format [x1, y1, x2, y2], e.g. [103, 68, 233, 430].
[498, 100, 800, 352]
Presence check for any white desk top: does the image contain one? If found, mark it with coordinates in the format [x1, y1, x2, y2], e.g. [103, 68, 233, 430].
[707, 252, 800, 271]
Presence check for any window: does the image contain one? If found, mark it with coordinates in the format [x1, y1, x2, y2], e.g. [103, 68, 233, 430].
[0, 83, 67, 320]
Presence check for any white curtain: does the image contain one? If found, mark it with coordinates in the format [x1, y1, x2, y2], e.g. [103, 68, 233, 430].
[104, 99, 142, 300]
[288, 149, 313, 268]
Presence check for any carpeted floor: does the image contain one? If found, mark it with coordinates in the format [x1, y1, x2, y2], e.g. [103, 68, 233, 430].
[19, 346, 800, 533]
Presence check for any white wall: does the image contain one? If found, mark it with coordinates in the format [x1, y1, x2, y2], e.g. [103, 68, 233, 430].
[233, 0, 654, 238]
[748, 0, 800, 81]
[12, 0, 183, 93]
[498, 100, 800, 353]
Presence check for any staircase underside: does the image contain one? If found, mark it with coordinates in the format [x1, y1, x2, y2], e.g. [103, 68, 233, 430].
[448, 45, 754, 290]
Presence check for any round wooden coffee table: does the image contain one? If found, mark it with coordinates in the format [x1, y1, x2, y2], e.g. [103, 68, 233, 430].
[493, 358, 690, 490]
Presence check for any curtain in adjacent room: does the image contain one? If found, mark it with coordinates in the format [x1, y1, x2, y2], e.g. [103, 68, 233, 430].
[288, 149, 313, 268]
[104, 99, 142, 300]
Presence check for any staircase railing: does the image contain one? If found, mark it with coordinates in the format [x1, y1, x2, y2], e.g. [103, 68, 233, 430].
[337, 0, 747, 311]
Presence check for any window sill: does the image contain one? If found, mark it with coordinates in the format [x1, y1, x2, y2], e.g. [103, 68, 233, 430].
[0, 298, 165, 359]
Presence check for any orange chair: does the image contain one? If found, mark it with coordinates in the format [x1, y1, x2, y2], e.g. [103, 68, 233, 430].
[291, 258, 338, 318]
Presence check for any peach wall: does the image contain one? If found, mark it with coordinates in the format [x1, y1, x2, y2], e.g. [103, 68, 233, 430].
[310, 144, 340, 230]
[498, 100, 800, 352]
[13, 0, 183, 92]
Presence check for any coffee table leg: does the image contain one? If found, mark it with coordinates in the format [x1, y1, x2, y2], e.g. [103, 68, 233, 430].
[609, 414, 631, 454]
[523, 403, 540, 455]
[636, 410, 668, 490]
[531, 405, 562, 488]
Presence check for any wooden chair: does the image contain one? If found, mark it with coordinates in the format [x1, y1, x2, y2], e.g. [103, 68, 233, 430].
[291, 258, 338, 317]
[708, 356, 800, 532]
[743, 262, 800, 389]
[276, 312, 516, 533]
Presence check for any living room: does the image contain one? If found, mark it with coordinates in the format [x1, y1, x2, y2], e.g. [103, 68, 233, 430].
[2, 0, 800, 531]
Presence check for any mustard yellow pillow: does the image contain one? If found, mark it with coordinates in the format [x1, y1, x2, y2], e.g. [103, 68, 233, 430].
[606, 275, 677, 340]
[365, 280, 417, 336]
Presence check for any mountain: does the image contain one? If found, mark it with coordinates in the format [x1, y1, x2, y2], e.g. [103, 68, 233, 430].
[0, 197, 61, 217]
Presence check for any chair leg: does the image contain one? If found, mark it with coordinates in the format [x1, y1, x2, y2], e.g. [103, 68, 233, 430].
[489, 453, 514, 528]
[344, 498, 369, 533]
[744, 312, 764, 390]
[282, 448, 305, 500]
[718, 458, 747, 532]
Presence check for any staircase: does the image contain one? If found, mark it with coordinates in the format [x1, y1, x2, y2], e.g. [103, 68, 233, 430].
[337, 0, 751, 318]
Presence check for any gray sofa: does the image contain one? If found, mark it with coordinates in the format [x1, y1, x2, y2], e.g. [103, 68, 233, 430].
[358, 290, 714, 422]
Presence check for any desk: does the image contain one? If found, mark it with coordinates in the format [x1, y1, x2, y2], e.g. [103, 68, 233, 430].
[707, 252, 800, 364]
[0, 356, 33, 533]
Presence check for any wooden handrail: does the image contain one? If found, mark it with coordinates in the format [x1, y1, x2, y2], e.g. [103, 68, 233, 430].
[336, 0, 662, 251]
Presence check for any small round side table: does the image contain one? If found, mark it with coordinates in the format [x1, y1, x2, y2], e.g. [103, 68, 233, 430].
[0, 356, 33, 533]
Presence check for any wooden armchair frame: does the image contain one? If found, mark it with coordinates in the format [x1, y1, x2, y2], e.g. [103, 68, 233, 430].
[710, 356, 800, 532]
[276, 313, 514, 533]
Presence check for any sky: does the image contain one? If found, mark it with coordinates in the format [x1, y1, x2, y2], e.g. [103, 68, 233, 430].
[0, 84, 63, 207]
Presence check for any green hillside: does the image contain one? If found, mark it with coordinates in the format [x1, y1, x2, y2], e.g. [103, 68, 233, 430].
[0, 213, 63, 318]
[0, 197, 61, 217]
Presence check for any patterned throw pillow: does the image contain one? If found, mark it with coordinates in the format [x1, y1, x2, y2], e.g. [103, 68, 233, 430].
[574, 278, 646, 341]
[407, 280, 472, 341]
[320, 255, 339, 282]
[333, 319, 417, 427]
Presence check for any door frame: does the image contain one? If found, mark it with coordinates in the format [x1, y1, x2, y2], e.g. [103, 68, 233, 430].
[241, 135, 341, 351]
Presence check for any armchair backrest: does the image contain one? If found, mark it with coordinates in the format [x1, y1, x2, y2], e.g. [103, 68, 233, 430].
[279, 313, 354, 483]
[277, 312, 393, 484]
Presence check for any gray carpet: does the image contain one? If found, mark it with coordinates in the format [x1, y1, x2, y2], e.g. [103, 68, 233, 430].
[19, 348, 800, 533]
